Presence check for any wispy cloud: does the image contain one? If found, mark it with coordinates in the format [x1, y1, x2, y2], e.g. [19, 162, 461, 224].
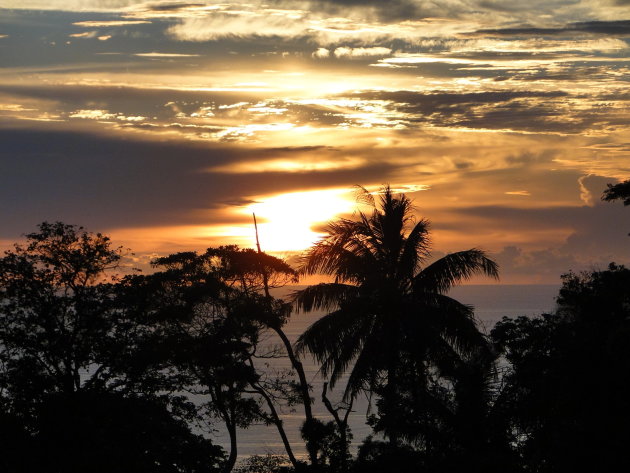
[73, 20, 152, 27]
[2, 3, 630, 281]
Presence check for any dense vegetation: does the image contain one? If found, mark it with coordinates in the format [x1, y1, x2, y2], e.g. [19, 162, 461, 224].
[2, 185, 629, 472]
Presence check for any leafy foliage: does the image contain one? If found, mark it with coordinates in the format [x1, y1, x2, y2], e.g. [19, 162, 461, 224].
[0, 222, 127, 410]
[33, 392, 225, 473]
[293, 185, 498, 410]
[122, 246, 303, 472]
[602, 180, 630, 206]
[234, 454, 291, 473]
[491, 263, 630, 472]
[0, 223, 225, 472]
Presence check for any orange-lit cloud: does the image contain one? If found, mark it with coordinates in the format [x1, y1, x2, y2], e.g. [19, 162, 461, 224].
[2, 3, 630, 283]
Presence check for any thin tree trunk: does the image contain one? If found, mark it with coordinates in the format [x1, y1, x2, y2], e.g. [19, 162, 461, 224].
[224, 421, 238, 473]
[386, 355, 400, 446]
[246, 365, 299, 469]
[253, 214, 320, 468]
[222, 410, 238, 473]
[271, 325, 319, 466]
[322, 382, 353, 472]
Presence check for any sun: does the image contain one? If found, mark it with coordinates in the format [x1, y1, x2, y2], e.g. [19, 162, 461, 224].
[241, 188, 357, 252]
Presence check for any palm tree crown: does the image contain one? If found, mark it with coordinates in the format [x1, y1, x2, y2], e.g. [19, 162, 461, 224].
[293, 185, 499, 401]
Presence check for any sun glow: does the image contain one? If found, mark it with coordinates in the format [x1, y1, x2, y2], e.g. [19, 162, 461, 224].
[241, 189, 357, 252]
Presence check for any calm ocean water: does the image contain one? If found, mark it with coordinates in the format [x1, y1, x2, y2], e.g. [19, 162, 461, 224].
[212, 284, 559, 458]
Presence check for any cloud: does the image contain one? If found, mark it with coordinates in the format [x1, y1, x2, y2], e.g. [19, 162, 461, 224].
[505, 190, 531, 196]
[69, 31, 99, 38]
[146, 2, 206, 12]
[441, 192, 630, 283]
[73, 20, 152, 27]
[470, 20, 630, 37]
[333, 46, 392, 58]
[0, 126, 397, 238]
[69, 109, 118, 120]
[302, 0, 437, 22]
[578, 174, 595, 206]
[312, 47, 330, 58]
[134, 52, 200, 57]
[345, 89, 613, 134]
[505, 150, 558, 165]
[166, 11, 309, 40]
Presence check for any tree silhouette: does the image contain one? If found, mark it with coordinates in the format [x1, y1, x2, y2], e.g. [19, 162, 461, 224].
[364, 347, 518, 473]
[0, 222, 125, 408]
[602, 179, 630, 206]
[33, 392, 225, 473]
[293, 185, 498, 445]
[0, 222, 224, 472]
[123, 247, 315, 472]
[491, 263, 630, 472]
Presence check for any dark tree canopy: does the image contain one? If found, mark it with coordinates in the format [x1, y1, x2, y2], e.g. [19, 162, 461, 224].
[602, 179, 630, 206]
[0, 222, 126, 408]
[5, 207, 630, 473]
[491, 263, 630, 473]
[294, 186, 498, 403]
[33, 392, 225, 473]
[121, 246, 301, 473]
[0, 223, 225, 473]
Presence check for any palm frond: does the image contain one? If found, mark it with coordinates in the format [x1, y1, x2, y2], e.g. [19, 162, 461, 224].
[427, 294, 487, 356]
[353, 185, 375, 208]
[414, 249, 499, 294]
[398, 218, 431, 280]
[297, 218, 378, 282]
[295, 305, 374, 384]
[342, 335, 383, 401]
[291, 283, 359, 313]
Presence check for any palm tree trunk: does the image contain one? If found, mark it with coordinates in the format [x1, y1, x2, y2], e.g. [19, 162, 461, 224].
[386, 363, 400, 446]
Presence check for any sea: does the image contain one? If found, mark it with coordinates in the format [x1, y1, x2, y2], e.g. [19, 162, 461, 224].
[210, 284, 560, 459]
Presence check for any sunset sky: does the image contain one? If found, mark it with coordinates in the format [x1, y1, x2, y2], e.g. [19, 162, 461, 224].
[2, 0, 630, 283]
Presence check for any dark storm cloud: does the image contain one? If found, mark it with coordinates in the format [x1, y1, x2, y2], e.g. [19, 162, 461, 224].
[0, 127, 395, 238]
[262, 146, 339, 153]
[0, 83, 279, 126]
[351, 90, 568, 114]
[492, 245, 585, 283]
[346, 90, 609, 134]
[319, 0, 421, 20]
[4, 81, 625, 138]
[0, 9, 173, 68]
[488, 189, 630, 282]
[0, 128, 244, 233]
[266, 0, 431, 22]
[0, 84, 267, 106]
[0, 8, 309, 70]
[493, 65, 620, 83]
[470, 20, 630, 37]
[448, 174, 628, 238]
[505, 150, 558, 165]
[146, 2, 205, 11]
[450, 102, 567, 134]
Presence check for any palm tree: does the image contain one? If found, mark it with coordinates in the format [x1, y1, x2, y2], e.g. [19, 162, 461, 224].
[293, 185, 499, 408]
